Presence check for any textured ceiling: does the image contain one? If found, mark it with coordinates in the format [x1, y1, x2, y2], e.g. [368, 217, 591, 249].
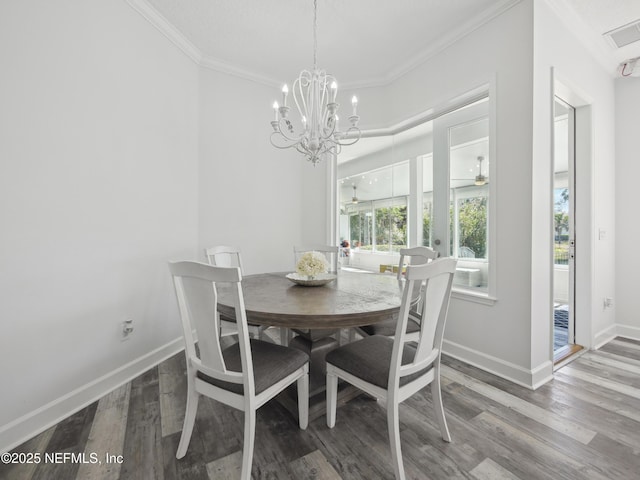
[559, 0, 640, 67]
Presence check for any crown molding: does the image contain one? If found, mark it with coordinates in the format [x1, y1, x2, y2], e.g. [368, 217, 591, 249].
[341, 0, 523, 89]
[126, 0, 562, 90]
[125, 0, 202, 64]
[199, 57, 280, 88]
[125, 0, 281, 86]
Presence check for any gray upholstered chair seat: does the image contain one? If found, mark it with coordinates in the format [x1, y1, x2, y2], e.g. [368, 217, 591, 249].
[325, 335, 430, 389]
[358, 314, 421, 337]
[198, 339, 309, 394]
[326, 258, 456, 480]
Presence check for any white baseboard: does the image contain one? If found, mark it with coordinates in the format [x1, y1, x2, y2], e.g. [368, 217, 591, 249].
[593, 324, 618, 350]
[614, 323, 640, 342]
[442, 339, 553, 390]
[0, 337, 185, 454]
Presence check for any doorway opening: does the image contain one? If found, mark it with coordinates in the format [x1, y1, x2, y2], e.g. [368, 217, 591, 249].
[553, 96, 582, 364]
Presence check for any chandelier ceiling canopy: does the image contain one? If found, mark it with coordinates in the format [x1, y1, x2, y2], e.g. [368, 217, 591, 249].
[270, 0, 361, 165]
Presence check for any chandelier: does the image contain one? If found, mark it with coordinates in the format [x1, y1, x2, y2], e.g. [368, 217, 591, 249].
[270, 0, 361, 165]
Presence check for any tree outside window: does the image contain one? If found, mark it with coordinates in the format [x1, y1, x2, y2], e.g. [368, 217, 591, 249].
[457, 196, 487, 258]
[375, 205, 407, 253]
[554, 188, 569, 265]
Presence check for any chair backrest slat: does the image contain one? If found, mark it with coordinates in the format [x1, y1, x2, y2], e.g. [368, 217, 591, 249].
[169, 261, 255, 394]
[397, 246, 439, 307]
[390, 258, 456, 386]
[205, 245, 244, 272]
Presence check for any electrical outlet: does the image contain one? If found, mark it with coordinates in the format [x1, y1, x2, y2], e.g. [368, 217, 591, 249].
[122, 319, 134, 340]
[603, 297, 614, 309]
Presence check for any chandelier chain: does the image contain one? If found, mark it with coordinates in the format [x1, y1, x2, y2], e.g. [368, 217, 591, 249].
[313, 0, 318, 70]
[269, 0, 361, 165]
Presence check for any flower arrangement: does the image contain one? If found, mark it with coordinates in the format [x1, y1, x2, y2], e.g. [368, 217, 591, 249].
[296, 251, 329, 278]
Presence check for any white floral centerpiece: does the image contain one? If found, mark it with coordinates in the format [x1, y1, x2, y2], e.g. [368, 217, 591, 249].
[296, 251, 329, 279]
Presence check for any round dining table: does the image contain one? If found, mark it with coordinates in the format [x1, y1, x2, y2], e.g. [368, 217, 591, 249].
[216, 270, 404, 329]
[216, 269, 405, 419]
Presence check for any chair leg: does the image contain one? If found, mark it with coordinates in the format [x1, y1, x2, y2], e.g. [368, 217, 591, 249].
[326, 369, 338, 428]
[431, 364, 451, 442]
[176, 384, 199, 459]
[240, 408, 256, 480]
[297, 367, 309, 430]
[387, 400, 405, 480]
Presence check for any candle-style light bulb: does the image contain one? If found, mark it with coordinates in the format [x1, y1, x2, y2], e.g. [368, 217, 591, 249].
[351, 95, 358, 116]
[330, 81, 338, 103]
[273, 101, 279, 121]
[282, 84, 289, 107]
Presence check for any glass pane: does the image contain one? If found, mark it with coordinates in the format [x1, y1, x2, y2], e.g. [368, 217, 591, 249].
[421, 154, 433, 248]
[422, 198, 432, 247]
[457, 196, 487, 258]
[448, 116, 489, 290]
[553, 97, 574, 351]
[338, 159, 408, 256]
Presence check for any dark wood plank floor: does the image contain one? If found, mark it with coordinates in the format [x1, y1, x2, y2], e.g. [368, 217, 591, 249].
[3, 337, 640, 479]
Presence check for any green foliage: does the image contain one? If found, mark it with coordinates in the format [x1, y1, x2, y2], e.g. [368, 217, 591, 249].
[422, 208, 431, 247]
[375, 206, 407, 252]
[554, 243, 569, 265]
[554, 211, 569, 242]
[348, 205, 407, 253]
[457, 197, 487, 258]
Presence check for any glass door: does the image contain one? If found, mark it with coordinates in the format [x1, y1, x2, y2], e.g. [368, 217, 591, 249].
[431, 100, 490, 291]
[553, 97, 576, 354]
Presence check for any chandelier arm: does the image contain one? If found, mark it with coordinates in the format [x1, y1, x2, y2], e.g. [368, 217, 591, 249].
[295, 144, 310, 157]
[271, 136, 299, 150]
[271, 132, 305, 150]
[293, 75, 308, 127]
[269, 0, 360, 165]
[336, 137, 360, 147]
[336, 129, 362, 146]
[274, 119, 307, 144]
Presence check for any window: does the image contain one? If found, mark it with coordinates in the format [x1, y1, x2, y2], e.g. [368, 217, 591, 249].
[337, 94, 493, 298]
[339, 161, 409, 254]
[374, 199, 407, 253]
[453, 187, 488, 259]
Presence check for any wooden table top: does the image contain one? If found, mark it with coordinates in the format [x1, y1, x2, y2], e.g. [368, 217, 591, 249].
[216, 271, 404, 329]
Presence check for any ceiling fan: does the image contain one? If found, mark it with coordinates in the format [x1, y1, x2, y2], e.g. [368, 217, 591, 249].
[450, 156, 489, 185]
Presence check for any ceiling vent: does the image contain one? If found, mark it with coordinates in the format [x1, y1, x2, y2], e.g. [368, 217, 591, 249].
[604, 19, 640, 48]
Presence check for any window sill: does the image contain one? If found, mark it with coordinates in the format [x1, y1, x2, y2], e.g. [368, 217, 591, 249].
[451, 288, 496, 305]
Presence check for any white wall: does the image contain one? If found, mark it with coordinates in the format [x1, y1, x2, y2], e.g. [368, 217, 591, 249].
[197, 69, 305, 274]
[329, 0, 616, 385]
[0, 0, 199, 450]
[340, 2, 540, 386]
[532, 0, 617, 358]
[615, 77, 640, 339]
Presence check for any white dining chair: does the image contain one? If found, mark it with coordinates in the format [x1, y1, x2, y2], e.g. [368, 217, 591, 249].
[205, 245, 270, 340]
[326, 258, 457, 480]
[356, 246, 439, 341]
[169, 261, 309, 480]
